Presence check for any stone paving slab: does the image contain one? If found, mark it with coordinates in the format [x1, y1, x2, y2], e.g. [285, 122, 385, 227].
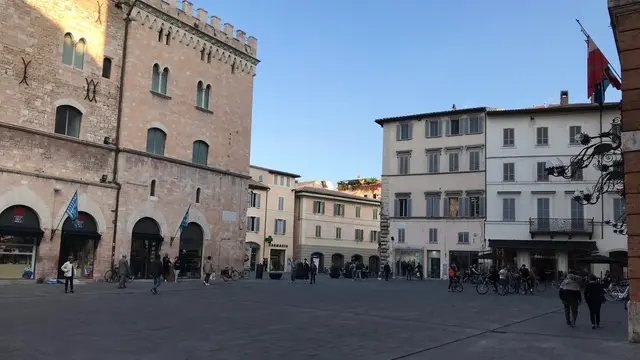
[0, 277, 635, 359]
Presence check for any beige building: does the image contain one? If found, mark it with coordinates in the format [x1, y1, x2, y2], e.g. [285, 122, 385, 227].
[337, 176, 381, 199]
[245, 166, 300, 273]
[0, 0, 257, 280]
[376, 107, 487, 279]
[293, 187, 381, 272]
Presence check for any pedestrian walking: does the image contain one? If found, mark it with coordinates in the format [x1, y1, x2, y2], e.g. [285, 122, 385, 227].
[150, 254, 162, 294]
[61, 256, 75, 293]
[383, 262, 391, 281]
[559, 271, 582, 327]
[203, 256, 214, 285]
[303, 259, 310, 282]
[173, 256, 181, 282]
[584, 274, 605, 329]
[162, 253, 171, 282]
[288, 258, 297, 283]
[310, 261, 317, 284]
[117, 254, 131, 289]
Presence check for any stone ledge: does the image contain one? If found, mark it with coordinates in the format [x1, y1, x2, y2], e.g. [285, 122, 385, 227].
[0, 166, 118, 189]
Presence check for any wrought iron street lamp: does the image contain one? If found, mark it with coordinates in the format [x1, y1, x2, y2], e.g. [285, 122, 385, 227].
[545, 117, 626, 234]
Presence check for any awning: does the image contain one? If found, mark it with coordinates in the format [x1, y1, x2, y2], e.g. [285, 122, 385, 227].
[489, 239, 597, 252]
[132, 231, 164, 241]
[0, 225, 44, 238]
[577, 255, 620, 264]
[61, 230, 102, 239]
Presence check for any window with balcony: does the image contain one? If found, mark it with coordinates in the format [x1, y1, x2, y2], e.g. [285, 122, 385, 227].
[571, 201, 585, 230]
[536, 198, 550, 230]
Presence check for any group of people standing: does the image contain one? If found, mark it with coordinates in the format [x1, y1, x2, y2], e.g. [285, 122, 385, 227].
[287, 258, 317, 284]
[147, 252, 215, 294]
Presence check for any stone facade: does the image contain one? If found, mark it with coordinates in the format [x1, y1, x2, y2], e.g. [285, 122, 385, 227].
[0, 0, 258, 280]
[609, 0, 640, 342]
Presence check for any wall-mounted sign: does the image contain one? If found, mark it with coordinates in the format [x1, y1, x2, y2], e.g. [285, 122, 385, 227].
[271, 244, 288, 248]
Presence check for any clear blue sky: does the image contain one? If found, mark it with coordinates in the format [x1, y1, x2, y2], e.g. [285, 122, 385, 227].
[190, 0, 622, 183]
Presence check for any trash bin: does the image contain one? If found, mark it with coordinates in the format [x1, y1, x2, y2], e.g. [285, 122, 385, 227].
[255, 264, 264, 279]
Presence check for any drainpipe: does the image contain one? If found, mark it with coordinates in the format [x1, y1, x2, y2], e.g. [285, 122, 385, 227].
[110, 1, 137, 269]
[262, 188, 269, 262]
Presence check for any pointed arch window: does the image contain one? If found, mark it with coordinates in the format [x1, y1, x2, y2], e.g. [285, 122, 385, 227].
[196, 188, 201, 203]
[160, 67, 169, 95]
[74, 39, 85, 70]
[158, 28, 164, 42]
[146, 127, 166, 155]
[62, 33, 74, 65]
[196, 81, 204, 107]
[207, 50, 212, 63]
[204, 85, 211, 110]
[54, 105, 82, 138]
[150, 180, 157, 196]
[192, 140, 209, 165]
[200, 48, 206, 61]
[165, 31, 171, 45]
[151, 64, 160, 92]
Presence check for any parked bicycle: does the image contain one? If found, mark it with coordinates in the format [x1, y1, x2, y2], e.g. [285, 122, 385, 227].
[605, 281, 629, 302]
[103, 267, 134, 283]
[450, 276, 464, 292]
[220, 266, 240, 282]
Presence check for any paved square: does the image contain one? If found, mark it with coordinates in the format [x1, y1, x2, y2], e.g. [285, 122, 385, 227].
[0, 277, 636, 359]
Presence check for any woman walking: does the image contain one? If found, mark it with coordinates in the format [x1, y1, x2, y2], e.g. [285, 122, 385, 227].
[584, 274, 605, 329]
[162, 253, 171, 282]
[173, 256, 181, 283]
[559, 272, 582, 327]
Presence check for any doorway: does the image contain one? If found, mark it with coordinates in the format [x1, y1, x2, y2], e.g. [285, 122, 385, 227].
[130, 217, 163, 279]
[179, 222, 204, 279]
[58, 212, 100, 279]
[0, 205, 43, 279]
[311, 252, 324, 272]
[427, 250, 441, 278]
[245, 242, 260, 271]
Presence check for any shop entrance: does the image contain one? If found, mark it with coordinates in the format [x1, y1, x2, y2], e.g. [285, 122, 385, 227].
[178, 222, 204, 279]
[130, 217, 163, 279]
[245, 242, 260, 271]
[58, 212, 100, 279]
[0, 205, 43, 279]
[530, 250, 556, 281]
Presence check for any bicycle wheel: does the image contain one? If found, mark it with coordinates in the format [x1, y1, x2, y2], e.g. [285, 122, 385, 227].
[508, 281, 518, 294]
[497, 284, 508, 296]
[604, 291, 617, 302]
[104, 270, 114, 283]
[222, 273, 230, 282]
[476, 283, 489, 295]
[536, 281, 546, 292]
[231, 270, 240, 281]
[454, 282, 463, 292]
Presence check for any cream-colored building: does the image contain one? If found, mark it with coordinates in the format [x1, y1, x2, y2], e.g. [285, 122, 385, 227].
[293, 187, 381, 272]
[245, 166, 300, 273]
[376, 107, 487, 279]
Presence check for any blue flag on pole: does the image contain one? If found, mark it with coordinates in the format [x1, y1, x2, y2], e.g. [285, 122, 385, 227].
[65, 191, 79, 225]
[179, 206, 190, 232]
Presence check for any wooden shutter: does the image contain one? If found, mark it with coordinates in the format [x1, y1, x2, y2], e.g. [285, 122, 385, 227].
[256, 193, 261, 208]
[479, 197, 485, 217]
[459, 198, 466, 217]
[283, 220, 287, 235]
[478, 116, 484, 133]
[445, 120, 451, 136]
[462, 118, 470, 134]
[396, 124, 401, 141]
[274, 219, 278, 234]
[407, 199, 412, 217]
[407, 123, 413, 139]
[394, 199, 400, 217]
[255, 217, 260, 232]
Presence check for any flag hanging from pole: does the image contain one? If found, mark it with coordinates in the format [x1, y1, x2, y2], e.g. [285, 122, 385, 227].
[586, 36, 621, 104]
[179, 205, 190, 233]
[65, 191, 79, 225]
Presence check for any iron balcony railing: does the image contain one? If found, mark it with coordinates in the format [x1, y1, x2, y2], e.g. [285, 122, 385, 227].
[529, 218, 595, 240]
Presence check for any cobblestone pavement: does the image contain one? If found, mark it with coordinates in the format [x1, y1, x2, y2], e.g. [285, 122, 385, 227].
[0, 277, 636, 360]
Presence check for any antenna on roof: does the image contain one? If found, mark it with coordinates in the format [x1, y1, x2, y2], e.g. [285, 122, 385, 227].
[452, 104, 457, 110]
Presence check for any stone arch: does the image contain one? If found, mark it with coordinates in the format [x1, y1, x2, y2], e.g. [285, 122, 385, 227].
[126, 202, 168, 238]
[149, 18, 158, 30]
[54, 99, 86, 114]
[147, 121, 168, 134]
[219, 51, 226, 61]
[53, 192, 107, 234]
[183, 206, 211, 240]
[0, 186, 51, 230]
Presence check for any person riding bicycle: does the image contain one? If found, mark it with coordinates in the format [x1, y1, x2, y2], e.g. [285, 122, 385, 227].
[519, 264, 532, 293]
[448, 264, 457, 292]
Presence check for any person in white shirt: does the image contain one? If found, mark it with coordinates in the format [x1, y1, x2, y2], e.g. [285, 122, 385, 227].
[60, 256, 75, 293]
[498, 266, 508, 289]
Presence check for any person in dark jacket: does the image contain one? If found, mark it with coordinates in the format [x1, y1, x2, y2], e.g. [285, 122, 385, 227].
[383, 262, 391, 281]
[150, 254, 163, 294]
[559, 272, 583, 327]
[162, 253, 171, 282]
[173, 256, 181, 283]
[584, 274, 605, 329]
[310, 261, 317, 284]
[302, 259, 310, 282]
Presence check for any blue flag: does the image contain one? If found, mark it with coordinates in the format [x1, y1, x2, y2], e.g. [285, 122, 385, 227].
[179, 206, 190, 232]
[65, 191, 79, 225]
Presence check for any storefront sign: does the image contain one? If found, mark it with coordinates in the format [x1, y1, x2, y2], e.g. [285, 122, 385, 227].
[271, 244, 288, 248]
[13, 207, 24, 224]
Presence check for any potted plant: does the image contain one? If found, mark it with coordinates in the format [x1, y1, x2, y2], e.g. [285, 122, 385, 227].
[268, 259, 284, 280]
[329, 264, 341, 279]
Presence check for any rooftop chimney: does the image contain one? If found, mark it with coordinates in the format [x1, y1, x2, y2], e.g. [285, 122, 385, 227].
[560, 90, 569, 106]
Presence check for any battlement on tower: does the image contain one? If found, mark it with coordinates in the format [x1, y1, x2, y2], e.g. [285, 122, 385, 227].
[137, 0, 258, 58]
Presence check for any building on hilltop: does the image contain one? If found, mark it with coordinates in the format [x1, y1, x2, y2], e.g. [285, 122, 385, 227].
[336, 176, 381, 199]
[293, 187, 381, 274]
[246, 166, 300, 273]
[376, 107, 488, 279]
[485, 92, 627, 281]
[0, 0, 258, 280]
